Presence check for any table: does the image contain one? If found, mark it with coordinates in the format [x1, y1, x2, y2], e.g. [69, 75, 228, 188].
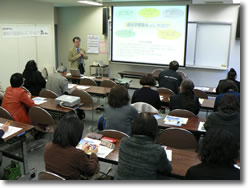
[35, 98, 72, 113]
[66, 75, 110, 83]
[85, 134, 201, 177]
[195, 86, 217, 96]
[0, 118, 34, 175]
[83, 85, 111, 97]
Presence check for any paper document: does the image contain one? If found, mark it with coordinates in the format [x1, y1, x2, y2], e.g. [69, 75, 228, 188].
[76, 137, 114, 158]
[32, 97, 47, 105]
[160, 95, 164, 100]
[153, 114, 163, 120]
[77, 86, 90, 90]
[164, 116, 188, 126]
[166, 150, 172, 161]
[0, 123, 23, 139]
[199, 99, 205, 104]
[198, 121, 206, 132]
[68, 84, 77, 89]
[213, 88, 216, 93]
[195, 86, 209, 91]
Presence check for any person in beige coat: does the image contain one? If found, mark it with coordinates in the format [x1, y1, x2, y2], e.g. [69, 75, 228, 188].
[68, 37, 88, 74]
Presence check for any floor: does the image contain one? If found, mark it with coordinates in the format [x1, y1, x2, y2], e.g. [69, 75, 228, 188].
[0, 89, 208, 180]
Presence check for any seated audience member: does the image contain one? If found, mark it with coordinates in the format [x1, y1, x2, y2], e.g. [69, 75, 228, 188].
[116, 112, 172, 180]
[214, 80, 240, 111]
[185, 128, 240, 180]
[158, 61, 183, 94]
[131, 74, 161, 110]
[105, 85, 138, 135]
[204, 94, 240, 144]
[216, 68, 240, 94]
[2, 73, 35, 124]
[46, 65, 75, 96]
[169, 79, 200, 115]
[44, 111, 99, 180]
[0, 82, 4, 105]
[23, 60, 46, 96]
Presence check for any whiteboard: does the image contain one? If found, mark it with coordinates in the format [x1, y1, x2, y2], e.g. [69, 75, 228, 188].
[186, 22, 232, 70]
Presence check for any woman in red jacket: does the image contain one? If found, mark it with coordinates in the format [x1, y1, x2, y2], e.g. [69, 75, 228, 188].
[2, 73, 35, 124]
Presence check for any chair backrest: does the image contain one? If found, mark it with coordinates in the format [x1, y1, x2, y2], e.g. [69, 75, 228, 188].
[38, 171, 65, 180]
[158, 128, 198, 149]
[102, 130, 128, 139]
[193, 89, 208, 99]
[152, 69, 163, 78]
[71, 89, 93, 106]
[100, 80, 117, 88]
[79, 78, 97, 86]
[41, 67, 48, 79]
[157, 87, 175, 96]
[168, 109, 197, 118]
[39, 89, 58, 99]
[29, 106, 55, 133]
[176, 70, 187, 79]
[0, 107, 14, 120]
[131, 102, 159, 114]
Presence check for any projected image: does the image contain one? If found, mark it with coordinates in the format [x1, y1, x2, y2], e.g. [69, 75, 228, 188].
[112, 6, 188, 66]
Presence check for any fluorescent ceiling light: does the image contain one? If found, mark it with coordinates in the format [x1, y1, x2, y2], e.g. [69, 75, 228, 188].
[233, 0, 240, 4]
[78, 1, 103, 6]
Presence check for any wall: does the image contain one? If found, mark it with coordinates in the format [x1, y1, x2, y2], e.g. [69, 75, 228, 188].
[57, 4, 240, 88]
[0, 0, 55, 89]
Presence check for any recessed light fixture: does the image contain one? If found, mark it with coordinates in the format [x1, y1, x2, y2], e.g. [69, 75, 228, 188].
[78, 0, 103, 6]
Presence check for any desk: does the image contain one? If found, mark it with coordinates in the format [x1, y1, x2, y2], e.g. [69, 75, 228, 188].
[83, 85, 111, 97]
[35, 98, 71, 113]
[0, 118, 34, 175]
[118, 71, 151, 79]
[85, 134, 201, 177]
[66, 75, 111, 84]
[195, 86, 217, 96]
[160, 94, 215, 110]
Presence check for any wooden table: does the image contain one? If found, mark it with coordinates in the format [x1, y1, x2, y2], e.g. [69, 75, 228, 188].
[118, 71, 152, 79]
[0, 118, 34, 175]
[87, 135, 201, 177]
[35, 98, 72, 113]
[66, 75, 111, 85]
[83, 85, 111, 97]
[195, 86, 217, 96]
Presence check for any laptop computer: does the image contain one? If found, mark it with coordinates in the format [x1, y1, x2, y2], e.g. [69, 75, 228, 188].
[70, 69, 84, 77]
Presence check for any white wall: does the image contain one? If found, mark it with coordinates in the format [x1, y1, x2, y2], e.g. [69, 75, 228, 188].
[57, 4, 240, 88]
[0, 0, 56, 89]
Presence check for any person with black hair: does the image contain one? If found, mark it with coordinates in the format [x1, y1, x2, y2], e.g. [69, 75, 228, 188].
[131, 74, 161, 110]
[115, 112, 172, 180]
[214, 79, 240, 111]
[158, 61, 183, 94]
[23, 60, 46, 96]
[2, 73, 35, 124]
[68, 36, 88, 74]
[44, 111, 99, 180]
[204, 94, 240, 143]
[169, 79, 200, 115]
[216, 68, 240, 94]
[104, 85, 138, 135]
[185, 128, 240, 180]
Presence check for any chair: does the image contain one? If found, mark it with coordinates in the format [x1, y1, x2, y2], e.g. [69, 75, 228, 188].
[79, 78, 97, 86]
[0, 107, 14, 120]
[158, 127, 198, 150]
[71, 89, 101, 125]
[39, 89, 58, 99]
[29, 106, 55, 133]
[41, 67, 48, 79]
[193, 89, 208, 99]
[38, 171, 65, 180]
[100, 80, 117, 88]
[131, 102, 159, 114]
[102, 130, 128, 139]
[151, 69, 163, 79]
[176, 70, 187, 79]
[168, 109, 197, 118]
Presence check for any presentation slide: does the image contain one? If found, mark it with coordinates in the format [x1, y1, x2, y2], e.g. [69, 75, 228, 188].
[112, 6, 188, 66]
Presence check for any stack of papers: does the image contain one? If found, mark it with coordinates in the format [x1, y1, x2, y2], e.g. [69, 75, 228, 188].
[76, 137, 114, 158]
[198, 122, 206, 132]
[195, 86, 209, 92]
[76, 86, 90, 90]
[164, 116, 188, 126]
[0, 123, 23, 139]
[199, 98, 205, 104]
[32, 97, 47, 105]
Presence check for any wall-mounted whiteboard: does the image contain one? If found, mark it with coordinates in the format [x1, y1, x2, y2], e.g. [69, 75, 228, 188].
[0, 24, 55, 89]
[186, 22, 232, 70]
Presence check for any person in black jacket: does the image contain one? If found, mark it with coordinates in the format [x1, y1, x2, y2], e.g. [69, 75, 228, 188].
[158, 61, 182, 94]
[185, 128, 240, 180]
[216, 68, 240, 94]
[131, 74, 161, 110]
[23, 60, 46, 96]
[204, 94, 240, 144]
[169, 79, 200, 115]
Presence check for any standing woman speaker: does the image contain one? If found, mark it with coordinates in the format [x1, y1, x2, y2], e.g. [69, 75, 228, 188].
[68, 37, 88, 74]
